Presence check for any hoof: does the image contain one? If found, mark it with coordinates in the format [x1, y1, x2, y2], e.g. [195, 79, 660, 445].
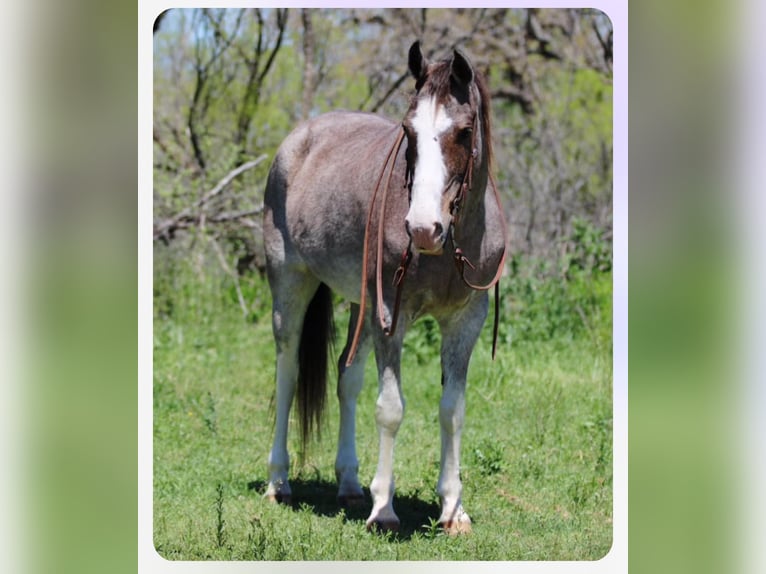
[366, 518, 400, 533]
[265, 492, 292, 505]
[338, 494, 366, 508]
[440, 519, 472, 535]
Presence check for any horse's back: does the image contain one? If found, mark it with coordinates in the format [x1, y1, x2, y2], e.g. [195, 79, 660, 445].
[269, 111, 396, 190]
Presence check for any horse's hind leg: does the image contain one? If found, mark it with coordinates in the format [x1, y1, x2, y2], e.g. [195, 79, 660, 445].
[335, 304, 372, 507]
[264, 270, 321, 504]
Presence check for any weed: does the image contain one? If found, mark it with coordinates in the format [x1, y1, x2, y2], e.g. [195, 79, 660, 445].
[213, 483, 226, 549]
[203, 391, 217, 434]
[247, 517, 267, 560]
[422, 516, 443, 540]
[473, 439, 505, 476]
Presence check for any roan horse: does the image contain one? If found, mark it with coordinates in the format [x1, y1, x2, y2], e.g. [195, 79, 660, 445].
[262, 42, 506, 534]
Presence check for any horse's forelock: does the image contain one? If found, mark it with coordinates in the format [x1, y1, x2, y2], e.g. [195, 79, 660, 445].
[415, 60, 451, 101]
[413, 58, 494, 170]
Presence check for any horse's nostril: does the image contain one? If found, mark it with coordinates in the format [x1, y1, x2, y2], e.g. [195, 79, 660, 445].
[433, 222, 444, 238]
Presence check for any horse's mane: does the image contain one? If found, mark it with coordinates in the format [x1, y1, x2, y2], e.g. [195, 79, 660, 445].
[413, 57, 494, 171]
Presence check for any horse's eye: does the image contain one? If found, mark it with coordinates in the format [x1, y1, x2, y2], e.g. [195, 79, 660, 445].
[459, 127, 473, 142]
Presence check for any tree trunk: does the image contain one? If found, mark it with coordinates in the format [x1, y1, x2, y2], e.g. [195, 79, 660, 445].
[301, 9, 317, 120]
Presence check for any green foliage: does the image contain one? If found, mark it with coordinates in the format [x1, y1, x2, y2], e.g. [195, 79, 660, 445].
[496, 219, 612, 349]
[403, 316, 441, 366]
[568, 217, 612, 274]
[153, 247, 612, 560]
[493, 54, 612, 264]
[154, 8, 613, 267]
[472, 439, 506, 476]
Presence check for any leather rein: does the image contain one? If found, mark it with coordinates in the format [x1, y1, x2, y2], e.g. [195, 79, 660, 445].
[346, 116, 508, 367]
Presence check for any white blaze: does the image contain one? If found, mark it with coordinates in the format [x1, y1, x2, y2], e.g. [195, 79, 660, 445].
[407, 96, 453, 230]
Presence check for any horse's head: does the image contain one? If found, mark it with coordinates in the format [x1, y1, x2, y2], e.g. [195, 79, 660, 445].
[402, 41, 484, 255]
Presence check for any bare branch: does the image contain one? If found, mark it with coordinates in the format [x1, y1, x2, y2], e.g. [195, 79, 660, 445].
[301, 9, 317, 120]
[188, 9, 249, 173]
[591, 17, 613, 72]
[235, 9, 288, 164]
[208, 235, 250, 318]
[493, 85, 535, 115]
[188, 11, 213, 173]
[154, 155, 268, 241]
[210, 208, 265, 223]
[258, 9, 288, 85]
[368, 71, 410, 113]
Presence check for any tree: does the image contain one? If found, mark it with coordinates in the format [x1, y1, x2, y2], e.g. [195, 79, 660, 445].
[153, 8, 613, 284]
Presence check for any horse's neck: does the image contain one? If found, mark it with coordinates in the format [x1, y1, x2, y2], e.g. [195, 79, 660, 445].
[455, 164, 489, 243]
[453, 158, 504, 273]
[462, 120, 491, 225]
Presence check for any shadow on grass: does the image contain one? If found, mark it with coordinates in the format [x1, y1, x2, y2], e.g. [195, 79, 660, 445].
[247, 478, 442, 541]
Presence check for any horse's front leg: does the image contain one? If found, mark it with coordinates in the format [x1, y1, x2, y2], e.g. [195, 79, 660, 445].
[437, 294, 489, 534]
[366, 329, 406, 532]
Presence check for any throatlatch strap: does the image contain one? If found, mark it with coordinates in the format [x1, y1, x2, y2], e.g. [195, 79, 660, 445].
[451, 171, 508, 360]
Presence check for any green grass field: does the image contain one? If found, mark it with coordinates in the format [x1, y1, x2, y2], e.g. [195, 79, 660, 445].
[153, 261, 613, 561]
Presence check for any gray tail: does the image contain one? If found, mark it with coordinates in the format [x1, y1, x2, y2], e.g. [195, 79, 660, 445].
[296, 283, 335, 450]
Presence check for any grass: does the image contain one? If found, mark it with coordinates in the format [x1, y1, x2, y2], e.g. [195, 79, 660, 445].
[153, 259, 613, 561]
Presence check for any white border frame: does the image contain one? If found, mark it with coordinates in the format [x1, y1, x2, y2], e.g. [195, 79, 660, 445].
[139, 2, 627, 571]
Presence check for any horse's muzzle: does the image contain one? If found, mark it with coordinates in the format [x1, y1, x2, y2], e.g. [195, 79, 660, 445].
[405, 220, 446, 255]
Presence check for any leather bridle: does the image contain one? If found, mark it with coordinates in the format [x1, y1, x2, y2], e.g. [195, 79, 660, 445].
[345, 114, 507, 367]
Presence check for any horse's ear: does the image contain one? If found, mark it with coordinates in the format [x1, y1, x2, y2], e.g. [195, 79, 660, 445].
[451, 48, 474, 87]
[408, 41, 428, 81]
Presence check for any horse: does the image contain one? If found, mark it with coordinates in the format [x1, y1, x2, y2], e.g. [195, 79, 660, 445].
[261, 41, 506, 535]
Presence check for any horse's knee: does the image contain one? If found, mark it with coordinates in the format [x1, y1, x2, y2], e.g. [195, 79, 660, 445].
[375, 386, 404, 433]
[271, 309, 299, 353]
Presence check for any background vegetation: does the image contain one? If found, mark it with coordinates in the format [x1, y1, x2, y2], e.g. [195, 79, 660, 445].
[153, 8, 613, 561]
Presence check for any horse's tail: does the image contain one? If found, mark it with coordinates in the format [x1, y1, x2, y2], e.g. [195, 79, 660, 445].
[296, 282, 336, 450]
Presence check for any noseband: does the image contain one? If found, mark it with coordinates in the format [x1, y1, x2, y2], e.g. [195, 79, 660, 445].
[346, 115, 508, 367]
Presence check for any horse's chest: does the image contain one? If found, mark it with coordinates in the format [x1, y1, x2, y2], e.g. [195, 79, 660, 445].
[406, 267, 474, 319]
